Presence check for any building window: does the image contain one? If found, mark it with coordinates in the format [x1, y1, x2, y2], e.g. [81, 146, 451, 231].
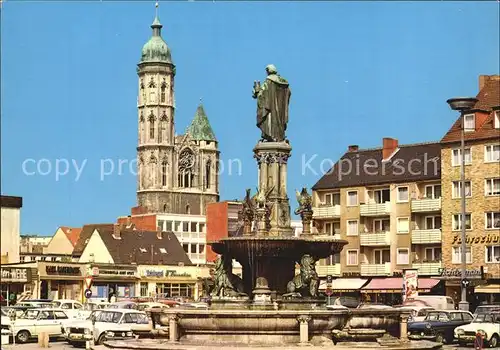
[397, 186, 409, 202]
[494, 111, 500, 129]
[346, 220, 359, 236]
[149, 116, 155, 140]
[424, 247, 442, 262]
[178, 149, 195, 188]
[452, 181, 472, 198]
[205, 160, 211, 189]
[485, 144, 500, 163]
[346, 191, 358, 206]
[325, 222, 340, 235]
[156, 283, 193, 298]
[397, 248, 410, 265]
[425, 216, 442, 230]
[373, 219, 390, 232]
[186, 205, 191, 214]
[452, 148, 472, 166]
[397, 217, 410, 233]
[140, 282, 148, 297]
[160, 82, 166, 103]
[20, 256, 25, 263]
[368, 188, 390, 204]
[374, 249, 391, 264]
[327, 253, 341, 265]
[452, 246, 472, 264]
[346, 250, 358, 266]
[325, 193, 340, 206]
[161, 161, 167, 187]
[463, 113, 475, 131]
[485, 178, 500, 196]
[424, 185, 442, 199]
[485, 212, 500, 229]
[452, 214, 472, 231]
[485, 246, 500, 263]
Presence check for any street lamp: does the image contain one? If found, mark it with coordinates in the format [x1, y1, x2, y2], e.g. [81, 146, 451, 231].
[446, 97, 478, 311]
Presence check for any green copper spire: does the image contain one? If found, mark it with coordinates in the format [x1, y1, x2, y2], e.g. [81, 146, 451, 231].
[140, 2, 173, 64]
[186, 102, 217, 142]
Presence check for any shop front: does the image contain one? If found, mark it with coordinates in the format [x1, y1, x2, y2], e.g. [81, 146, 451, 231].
[0, 265, 37, 305]
[38, 262, 85, 302]
[88, 264, 138, 301]
[361, 277, 441, 305]
[137, 265, 209, 301]
[439, 267, 485, 309]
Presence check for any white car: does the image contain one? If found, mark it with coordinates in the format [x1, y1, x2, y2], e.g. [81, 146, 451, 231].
[64, 310, 103, 346]
[51, 300, 84, 319]
[1, 309, 11, 335]
[76, 302, 110, 320]
[11, 308, 72, 343]
[454, 312, 500, 348]
[136, 302, 170, 312]
[397, 306, 434, 322]
[91, 309, 152, 345]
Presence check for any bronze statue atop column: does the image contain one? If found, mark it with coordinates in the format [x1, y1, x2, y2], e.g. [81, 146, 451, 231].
[252, 64, 291, 142]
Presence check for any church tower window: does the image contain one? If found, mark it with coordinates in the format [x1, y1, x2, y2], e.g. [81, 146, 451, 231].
[161, 160, 167, 187]
[161, 81, 167, 103]
[205, 159, 211, 189]
[149, 112, 155, 140]
[178, 148, 195, 188]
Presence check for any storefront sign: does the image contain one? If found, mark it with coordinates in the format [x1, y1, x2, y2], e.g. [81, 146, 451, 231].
[403, 269, 418, 302]
[342, 272, 361, 278]
[1, 267, 32, 283]
[453, 234, 499, 245]
[46, 265, 81, 276]
[98, 269, 136, 277]
[439, 267, 483, 280]
[143, 269, 191, 278]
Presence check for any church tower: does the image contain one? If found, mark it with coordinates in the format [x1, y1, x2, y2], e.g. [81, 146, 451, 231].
[137, 6, 219, 215]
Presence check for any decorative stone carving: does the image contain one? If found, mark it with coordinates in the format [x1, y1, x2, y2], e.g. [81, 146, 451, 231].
[239, 189, 254, 236]
[160, 111, 169, 122]
[253, 277, 272, 304]
[286, 254, 319, 298]
[295, 188, 314, 235]
[253, 186, 273, 235]
[254, 151, 290, 165]
[211, 255, 246, 298]
[148, 76, 156, 88]
[150, 153, 157, 164]
[148, 110, 156, 121]
[140, 111, 145, 122]
[179, 148, 195, 170]
[297, 315, 312, 324]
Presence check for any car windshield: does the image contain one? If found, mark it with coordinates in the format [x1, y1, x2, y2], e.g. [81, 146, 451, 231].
[0, 309, 7, 316]
[425, 312, 449, 322]
[51, 301, 61, 308]
[95, 311, 122, 323]
[20, 310, 40, 320]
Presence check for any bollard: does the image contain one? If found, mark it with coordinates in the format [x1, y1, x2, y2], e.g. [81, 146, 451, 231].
[38, 332, 49, 348]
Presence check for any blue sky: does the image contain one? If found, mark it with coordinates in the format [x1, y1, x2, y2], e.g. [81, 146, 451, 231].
[1, 1, 499, 236]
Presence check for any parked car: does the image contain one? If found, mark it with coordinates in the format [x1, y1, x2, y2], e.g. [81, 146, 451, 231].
[108, 301, 138, 310]
[136, 302, 170, 312]
[1, 309, 11, 334]
[407, 310, 473, 343]
[396, 306, 434, 322]
[50, 300, 84, 319]
[15, 300, 53, 309]
[91, 309, 152, 344]
[63, 310, 103, 346]
[77, 302, 110, 320]
[455, 311, 500, 348]
[474, 304, 500, 316]
[11, 308, 73, 343]
[404, 296, 455, 311]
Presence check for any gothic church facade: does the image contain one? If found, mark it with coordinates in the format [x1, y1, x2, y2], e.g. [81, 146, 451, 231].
[136, 13, 219, 215]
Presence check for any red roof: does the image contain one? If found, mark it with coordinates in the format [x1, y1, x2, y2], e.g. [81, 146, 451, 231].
[361, 278, 440, 293]
[441, 75, 500, 144]
[60, 226, 82, 247]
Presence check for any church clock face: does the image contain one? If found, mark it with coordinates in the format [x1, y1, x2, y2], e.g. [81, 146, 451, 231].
[179, 149, 195, 169]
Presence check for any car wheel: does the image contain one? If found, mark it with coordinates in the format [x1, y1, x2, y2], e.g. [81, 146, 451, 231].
[97, 333, 106, 345]
[435, 333, 444, 343]
[16, 330, 30, 343]
[489, 334, 499, 348]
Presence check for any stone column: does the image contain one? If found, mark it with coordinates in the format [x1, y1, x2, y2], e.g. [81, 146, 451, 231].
[297, 315, 311, 345]
[300, 210, 314, 235]
[400, 314, 409, 342]
[168, 314, 180, 342]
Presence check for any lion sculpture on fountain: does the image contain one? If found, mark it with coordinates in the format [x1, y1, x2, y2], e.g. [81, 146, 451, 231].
[286, 254, 319, 298]
[211, 255, 246, 298]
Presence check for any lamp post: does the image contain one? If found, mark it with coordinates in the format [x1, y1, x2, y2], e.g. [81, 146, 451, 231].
[446, 97, 478, 311]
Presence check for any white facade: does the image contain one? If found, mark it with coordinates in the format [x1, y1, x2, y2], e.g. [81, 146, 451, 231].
[156, 214, 207, 265]
[1, 197, 22, 263]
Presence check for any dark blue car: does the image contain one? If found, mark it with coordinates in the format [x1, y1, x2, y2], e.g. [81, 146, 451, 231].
[408, 310, 473, 344]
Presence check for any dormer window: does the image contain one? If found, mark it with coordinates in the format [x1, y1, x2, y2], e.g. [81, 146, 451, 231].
[159, 248, 167, 254]
[494, 111, 500, 129]
[464, 114, 475, 132]
[139, 248, 147, 253]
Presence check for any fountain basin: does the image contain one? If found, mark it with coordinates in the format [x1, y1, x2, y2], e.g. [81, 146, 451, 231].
[160, 308, 351, 345]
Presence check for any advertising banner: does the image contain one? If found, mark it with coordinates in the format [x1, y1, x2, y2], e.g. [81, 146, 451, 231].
[403, 269, 419, 302]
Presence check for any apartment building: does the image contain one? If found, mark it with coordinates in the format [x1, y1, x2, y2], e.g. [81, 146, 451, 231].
[311, 138, 442, 302]
[1, 195, 22, 264]
[440, 75, 500, 305]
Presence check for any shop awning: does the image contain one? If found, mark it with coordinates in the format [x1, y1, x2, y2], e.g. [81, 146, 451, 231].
[475, 284, 500, 294]
[319, 278, 368, 291]
[361, 278, 440, 293]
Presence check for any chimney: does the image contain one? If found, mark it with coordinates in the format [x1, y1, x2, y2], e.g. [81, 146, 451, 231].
[113, 224, 122, 239]
[382, 137, 399, 161]
[126, 215, 132, 226]
[479, 75, 500, 91]
[348, 145, 359, 152]
[157, 226, 163, 240]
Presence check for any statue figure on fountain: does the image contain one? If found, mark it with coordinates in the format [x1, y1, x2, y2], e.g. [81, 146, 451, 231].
[239, 189, 255, 236]
[211, 255, 246, 298]
[253, 186, 274, 235]
[295, 187, 314, 235]
[285, 254, 319, 298]
[252, 64, 291, 143]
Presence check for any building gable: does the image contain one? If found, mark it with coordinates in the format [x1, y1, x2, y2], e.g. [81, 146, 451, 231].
[44, 228, 74, 255]
[79, 230, 114, 264]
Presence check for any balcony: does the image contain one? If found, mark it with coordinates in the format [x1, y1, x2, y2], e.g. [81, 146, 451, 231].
[312, 205, 341, 219]
[175, 232, 206, 242]
[412, 261, 442, 276]
[411, 229, 442, 244]
[360, 231, 390, 246]
[316, 264, 341, 277]
[360, 202, 391, 216]
[411, 198, 441, 213]
[360, 263, 391, 276]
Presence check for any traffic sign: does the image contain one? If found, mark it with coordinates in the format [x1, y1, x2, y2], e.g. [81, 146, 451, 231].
[85, 276, 93, 289]
[84, 289, 92, 299]
[325, 288, 333, 296]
